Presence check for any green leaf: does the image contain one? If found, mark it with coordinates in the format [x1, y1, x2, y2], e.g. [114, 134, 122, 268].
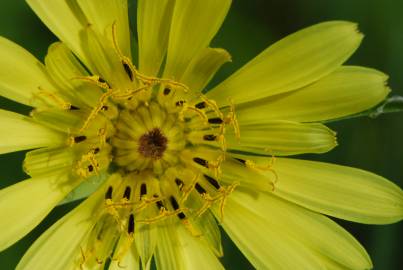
[325, 95, 403, 123]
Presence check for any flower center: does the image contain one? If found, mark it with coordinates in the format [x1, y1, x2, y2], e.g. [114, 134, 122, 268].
[112, 99, 189, 174]
[138, 128, 167, 160]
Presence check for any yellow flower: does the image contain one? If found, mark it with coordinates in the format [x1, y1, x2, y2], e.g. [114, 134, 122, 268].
[0, 0, 402, 269]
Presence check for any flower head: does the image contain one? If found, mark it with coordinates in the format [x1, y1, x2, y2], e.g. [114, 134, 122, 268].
[0, 0, 402, 269]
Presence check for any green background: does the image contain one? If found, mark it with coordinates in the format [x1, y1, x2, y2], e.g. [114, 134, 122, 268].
[0, 0, 402, 269]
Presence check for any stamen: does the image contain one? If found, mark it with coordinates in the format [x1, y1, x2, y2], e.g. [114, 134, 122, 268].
[195, 101, 206, 109]
[208, 117, 223, 124]
[156, 200, 164, 210]
[203, 174, 220, 190]
[170, 196, 180, 210]
[105, 186, 113, 200]
[122, 62, 134, 81]
[74, 135, 87, 143]
[36, 87, 71, 110]
[140, 183, 147, 197]
[203, 134, 217, 141]
[163, 87, 171, 95]
[234, 158, 246, 165]
[176, 100, 186, 107]
[193, 157, 209, 168]
[128, 214, 135, 234]
[123, 186, 131, 200]
[194, 183, 207, 194]
[175, 178, 184, 190]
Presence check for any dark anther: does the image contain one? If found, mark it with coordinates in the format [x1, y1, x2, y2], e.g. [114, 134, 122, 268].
[140, 183, 147, 197]
[156, 200, 164, 210]
[175, 100, 185, 107]
[193, 157, 209, 168]
[203, 134, 217, 141]
[153, 194, 159, 198]
[195, 101, 206, 109]
[123, 186, 131, 200]
[170, 196, 186, 220]
[163, 88, 171, 95]
[98, 77, 107, 83]
[195, 183, 207, 194]
[122, 62, 134, 81]
[88, 165, 94, 172]
[105, 186, 113, 200]
[208, 117, 223, 124]
[178, 212, 186, 220]
[170, 196, 180, 210]
[74, 135, 87, 143]
[69, 105, 80, 110]
[204, 174, 220, 190]
[93, 147, 100, 154]
[234, 158, 246, 165]
[175, 178, 184, 189]
[101, 105, 108, 111]
[128, 214, 135, 234]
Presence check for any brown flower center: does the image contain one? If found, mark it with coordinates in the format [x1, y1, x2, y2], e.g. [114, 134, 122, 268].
[138, 128, 168, 160]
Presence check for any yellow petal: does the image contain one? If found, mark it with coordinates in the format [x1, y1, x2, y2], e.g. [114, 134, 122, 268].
[44, 42, 104, 109]
[45, 42, 89, 92]
[230, 190, 372, 270]
[155, 223, 182, 270]
[0, 173, 73, 251]
[175, 226, 224, 270]
[207, 21, 363, 105]
[83, 27, 132, 89]
[77, 0, 131, 58]
[163, 0, 231, 80]
[0, 110, 65, 154]
[215, 197, 325, 270]
[109, 239, 140, 270]
[137, 0, 175, 76]
[236, 66, 390, 123]
[258, 157, 402, 224]
[26, 0, 91, 69]
[181, 48, 231, 92]
[227, 121, 337, 156]
[17, 188, 102, 270]
[0, 37, 57, 107]
[155, 223, 224, 270]
[134, 222, 156, 269]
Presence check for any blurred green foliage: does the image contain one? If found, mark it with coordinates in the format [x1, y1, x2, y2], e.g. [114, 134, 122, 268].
[0, 0, 402, 269]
